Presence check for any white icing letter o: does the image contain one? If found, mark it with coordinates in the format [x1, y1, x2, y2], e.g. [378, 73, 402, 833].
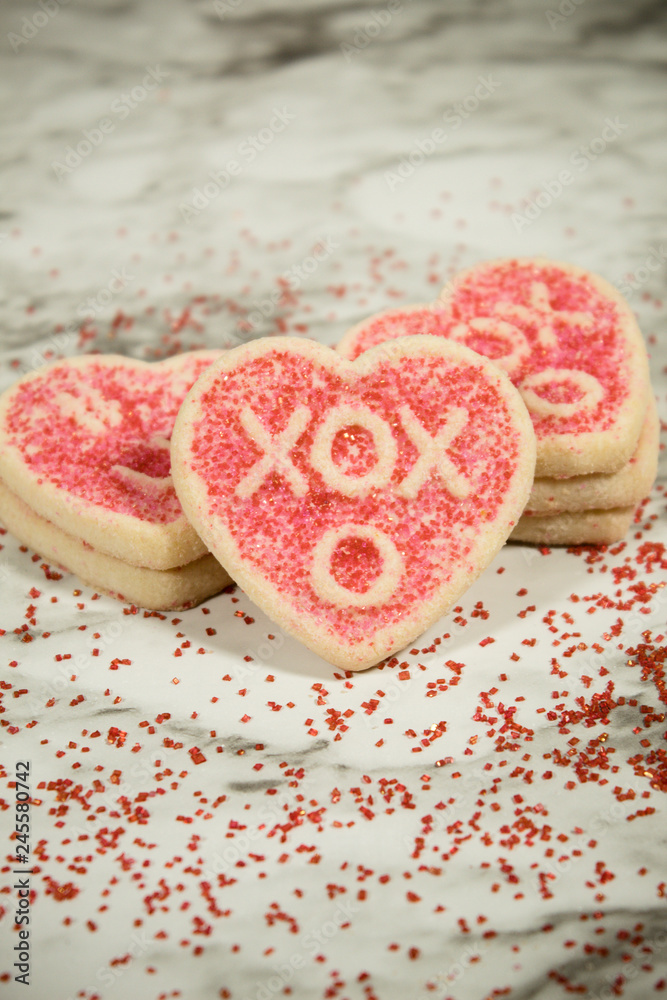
[519, 368, 604, 418]
[310, 524, 404, 608]
[449, 317, 530, 375]
[310, 404, 397, 497]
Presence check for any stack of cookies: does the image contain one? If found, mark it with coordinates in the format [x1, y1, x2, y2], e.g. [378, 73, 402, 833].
[337, 258, 657, 546]
[0, 353, 231, 610]
[0, 257, 657, 668]
[0, 336, 539, 668]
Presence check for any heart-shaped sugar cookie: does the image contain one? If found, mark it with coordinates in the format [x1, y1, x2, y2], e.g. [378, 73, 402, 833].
[0, 351, 222, 570]
[171, 336, 536, 670]
[337, 258, 650, 478]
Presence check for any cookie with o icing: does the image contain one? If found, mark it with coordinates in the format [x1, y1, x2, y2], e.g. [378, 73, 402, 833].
[0, 351, 232, 608]
[337, 258, 650, 479]
[171, 335, 536, 670]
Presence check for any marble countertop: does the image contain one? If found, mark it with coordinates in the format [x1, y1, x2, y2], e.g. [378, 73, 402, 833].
[1, 1, 666, 998]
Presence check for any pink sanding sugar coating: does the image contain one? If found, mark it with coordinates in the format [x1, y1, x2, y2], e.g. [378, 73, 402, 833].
[186, 347, 527, 644]
[343, 260, 634, 438]
[4, 355, 217, 524]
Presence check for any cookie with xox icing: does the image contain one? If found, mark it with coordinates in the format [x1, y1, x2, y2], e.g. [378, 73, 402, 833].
[337, 258, 650, 479]
[510, 506, 635, 547]
[526, 397, 658, 515]
[171, 335, 536, 671]
[0, 479, 231, 611]
[0, 351, 224, 571]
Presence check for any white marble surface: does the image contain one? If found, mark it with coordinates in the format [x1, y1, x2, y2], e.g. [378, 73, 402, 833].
[1, 1, 666, 998]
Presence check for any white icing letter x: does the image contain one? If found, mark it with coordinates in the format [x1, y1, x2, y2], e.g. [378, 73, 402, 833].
[398, 405, 469, 499]
[236, 405, 311, 498]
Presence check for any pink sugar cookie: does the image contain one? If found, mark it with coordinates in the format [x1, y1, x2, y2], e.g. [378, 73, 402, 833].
[0, 479, 231, 611]
[337, 258, 650, 478]
[171, 336, 536, 671]
[0, 351, 222, 570]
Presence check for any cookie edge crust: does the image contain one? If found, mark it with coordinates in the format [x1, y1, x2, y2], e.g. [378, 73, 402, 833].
[0, 477, 231, 611]
[526, 395, 658, 514]
[510, 505, 635, 546]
